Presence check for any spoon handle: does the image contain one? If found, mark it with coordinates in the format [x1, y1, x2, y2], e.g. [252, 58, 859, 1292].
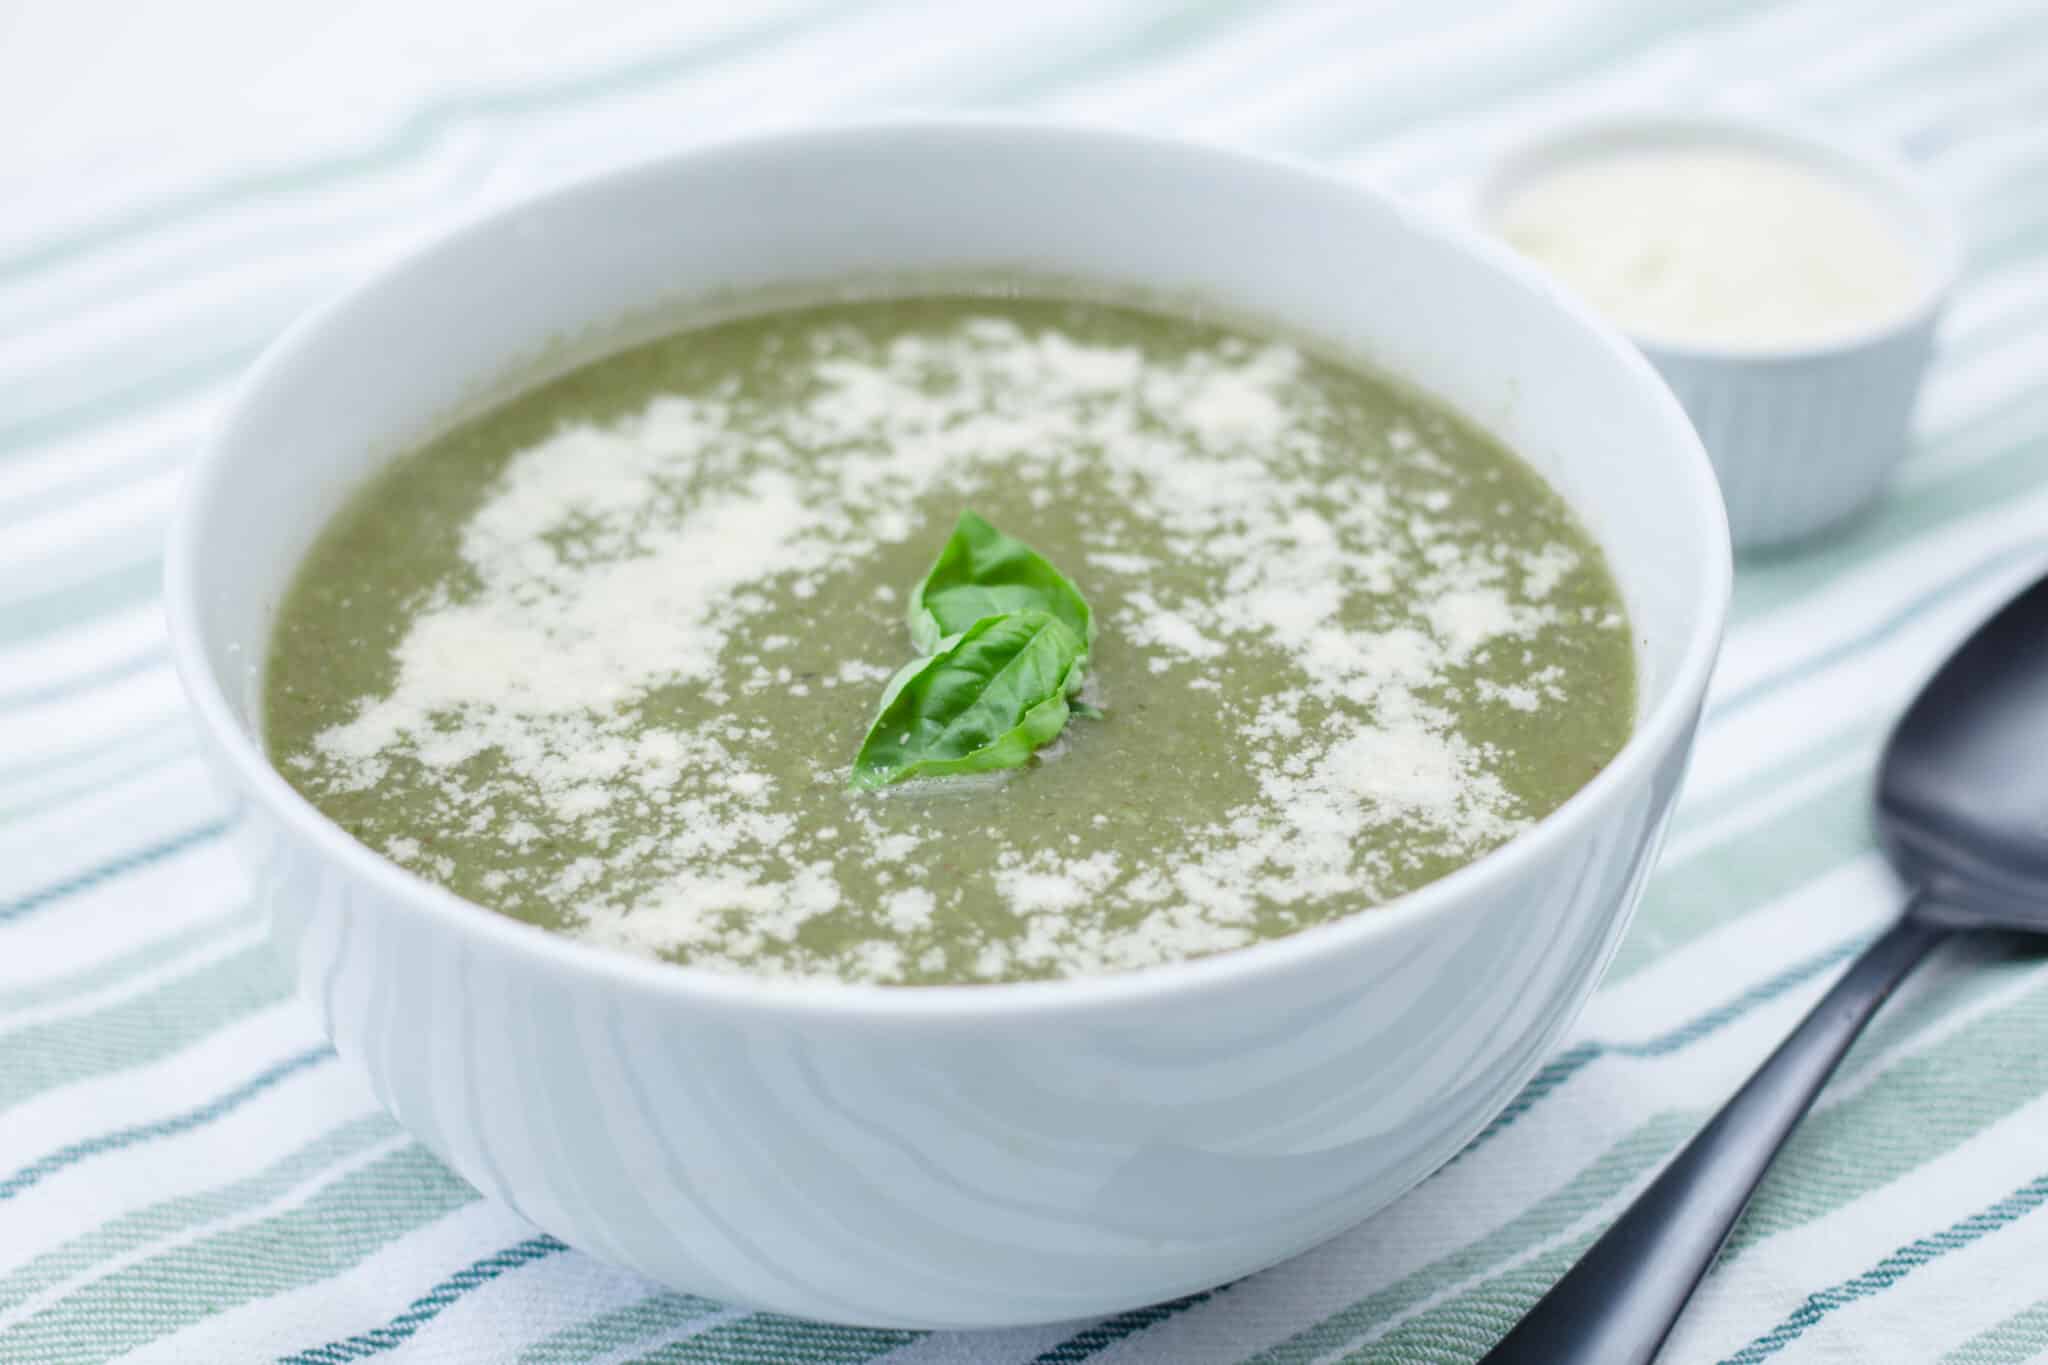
[1479, 908, 1949, 1365]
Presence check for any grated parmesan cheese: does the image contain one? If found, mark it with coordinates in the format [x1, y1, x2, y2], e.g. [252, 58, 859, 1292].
[280, 298, 1628, 984]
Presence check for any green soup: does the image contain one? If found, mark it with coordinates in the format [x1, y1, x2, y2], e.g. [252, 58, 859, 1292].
[266, 290, 1635, 984]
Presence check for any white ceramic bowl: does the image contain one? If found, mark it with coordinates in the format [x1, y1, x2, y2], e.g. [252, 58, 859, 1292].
[165, 118, 1729, 1329]
[1475, 111, 1961, 551]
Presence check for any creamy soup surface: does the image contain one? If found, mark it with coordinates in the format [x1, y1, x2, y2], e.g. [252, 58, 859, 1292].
[266, 290, 1636, 984]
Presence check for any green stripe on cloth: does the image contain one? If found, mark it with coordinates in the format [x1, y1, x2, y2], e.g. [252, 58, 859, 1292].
[1716, 531, 2048, 730]
[0, 712, 190, 787]
[1330, 1233, 1598, 1364]
[971, 0, 1252, 105]
[1934, 296, 2048, 373]
[0, 1142, 476, 1364]
[1965, 205, 2048, 270]
[0, 905, 257, 1015]
[1905, 387, 2048, 493]
[0, 347, 250, 457]
[1028, 1291, 1219, 1364]
[0, 943, 288, 1112]
[517, 1292, 724, 1365]
[1940, 1295, 2048, 1365]
[1724, 1169, 2048, 1365]
[277, 1234, 570, 1363]
[1608, 767, 1873, 981]
[0, 736, 196, 825]
[0, 560, 163, 649]
[0, 644, 168, 708]
[0, 818, 231, 923]
[1812, 7, 2048, 118]
[1293, 0, 1783, 155]
[0, 1047, 332, 1203]
[621, 1315, 918, 1365]
[0, 1113, 392, 1316]
[1660, 718, 1883, 845]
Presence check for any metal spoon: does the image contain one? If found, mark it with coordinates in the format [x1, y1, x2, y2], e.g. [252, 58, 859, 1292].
[1481, 569, 2048, 1364]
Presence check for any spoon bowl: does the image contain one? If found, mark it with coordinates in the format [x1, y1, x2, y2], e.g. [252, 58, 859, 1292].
[1880, 575, 2048, 921]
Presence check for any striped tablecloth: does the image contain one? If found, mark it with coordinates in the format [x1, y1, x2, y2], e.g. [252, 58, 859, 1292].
[7, 2, 2048, 1360]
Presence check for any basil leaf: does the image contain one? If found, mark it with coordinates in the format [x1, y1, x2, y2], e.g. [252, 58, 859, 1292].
[851, 612, 1087, 789]
[849, 512, 1100, 788]
[909, 510, 1095, 656]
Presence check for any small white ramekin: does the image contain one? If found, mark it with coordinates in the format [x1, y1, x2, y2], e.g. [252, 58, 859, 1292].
[1474, 111, 1961, 551]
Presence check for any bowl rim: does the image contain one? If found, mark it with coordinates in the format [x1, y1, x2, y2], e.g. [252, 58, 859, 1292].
[164, 113, 1732, 1022]
[1469, 106, 1964, 363]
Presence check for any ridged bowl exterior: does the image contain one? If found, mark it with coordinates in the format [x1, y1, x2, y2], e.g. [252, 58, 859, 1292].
[1647, 316, 1940, 550]
[167, 120, 1729, 1328]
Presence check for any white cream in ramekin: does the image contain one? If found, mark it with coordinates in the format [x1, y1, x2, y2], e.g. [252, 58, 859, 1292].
[1477, 112, 1960, 550]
